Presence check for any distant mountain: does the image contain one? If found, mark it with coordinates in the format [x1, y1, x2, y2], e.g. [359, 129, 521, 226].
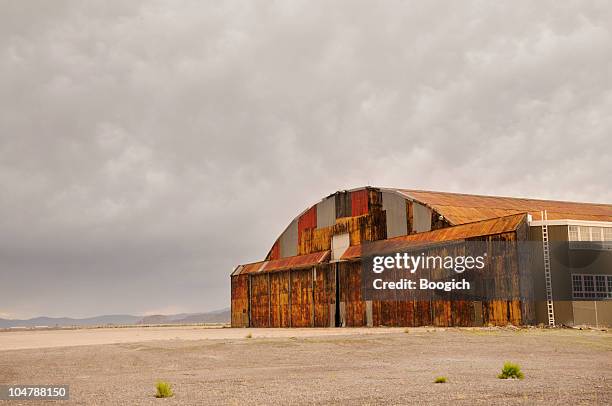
[137, 308, 230, 325]
[0, 308, 230, 328]
[0, 315, 141, 328]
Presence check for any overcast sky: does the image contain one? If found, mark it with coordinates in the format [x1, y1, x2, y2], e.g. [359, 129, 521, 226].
[1, 1, 611, 319]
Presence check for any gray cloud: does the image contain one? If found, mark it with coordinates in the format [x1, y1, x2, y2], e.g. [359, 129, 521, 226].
[1, 0, 611, 318]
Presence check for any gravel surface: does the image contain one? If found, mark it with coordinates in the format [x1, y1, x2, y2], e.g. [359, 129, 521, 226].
[0, 327, 610, 405]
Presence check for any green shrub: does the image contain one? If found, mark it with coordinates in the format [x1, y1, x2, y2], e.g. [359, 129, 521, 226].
[498, 362, 524, 379]
[434, 376, 447, 383]
[155, 381, 173, 398]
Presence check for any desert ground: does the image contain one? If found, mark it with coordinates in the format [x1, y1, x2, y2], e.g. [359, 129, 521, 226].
[0, 326, 610, 405]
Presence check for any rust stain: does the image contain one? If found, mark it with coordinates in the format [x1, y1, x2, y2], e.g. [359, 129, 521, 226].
[351, 189, 369, 217]
[237, 251, 330, 275]
[342, 213, 526, 260]
[298, 206, 317, 245]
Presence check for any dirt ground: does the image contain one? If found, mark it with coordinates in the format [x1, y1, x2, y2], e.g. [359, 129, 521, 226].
[0, 326, 404, 351]
[0, 327, 610, 405]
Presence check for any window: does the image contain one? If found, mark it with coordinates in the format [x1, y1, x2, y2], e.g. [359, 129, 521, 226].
[568, 226, 579, 242]
[568, 226, 612, 250]
[572, 274, 612, 299]
[572, 275, 583, 298]
[595, 276, 607, 299]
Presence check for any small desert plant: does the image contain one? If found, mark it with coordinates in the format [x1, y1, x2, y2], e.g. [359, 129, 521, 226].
[434, 376, 447, 383]
[404, 328, 410, 334]
[498, 362, 524, 379]
[155, 381, 173, 398]
[245, 332, 252, 339]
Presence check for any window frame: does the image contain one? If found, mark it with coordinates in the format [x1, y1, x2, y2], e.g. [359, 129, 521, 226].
[568, 225, 612, 250]
[571, 273, 612, 300]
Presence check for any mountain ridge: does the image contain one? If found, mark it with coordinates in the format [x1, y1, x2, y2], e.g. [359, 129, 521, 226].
[0, 308, 230, 328]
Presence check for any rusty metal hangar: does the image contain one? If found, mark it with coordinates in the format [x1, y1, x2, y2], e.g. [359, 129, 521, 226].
[231, 187, 612, 328]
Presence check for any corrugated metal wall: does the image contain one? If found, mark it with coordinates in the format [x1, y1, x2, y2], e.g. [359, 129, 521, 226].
[250, 273, 270, 327]
[289, 268, 312, 327]
[268, 240, 281, 261]
[316, 196, 336, 229]
[350, 189, 369, 217]
[270, 272, 290, 327]
[298, 211, 387, 255]
[232, 188, 533, 328]
[231, 274, 249, 327]
[338, 261, 365, 326]
[298, 206, 317, 246]
[269, 188, 426, 260]
[413, 202, 432, 233]
[382, 191, 408, 238]
[234, 228, 529, 328]
[335, 191, 351, 218]
[232, 265, 337, 328]
[279, 219, 298, 258]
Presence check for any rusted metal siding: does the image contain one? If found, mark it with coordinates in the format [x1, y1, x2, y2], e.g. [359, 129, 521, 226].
[299, 227, 333, 255]
[269, 188, 388, 260]
[234, 239, 527, 328]
[249, 274, 270, 327]
[298, 206, 317, 246]
[338, 261, 365, 327]
[270, 271, 290, 327]
[336, 211, 387, 247]
[342, 229, 527, 327]
[264, 251, 329, 273]
[335, 191, 351, 218]
[232, 186, 612, 327]
[313, 264, 336, 327]
[268, 240, 281, 261]
[368, 188, 383, 213]
[290, 268, 313, 327]
[414, 301, 433, 325]
[351, 189, 369, 217]
[482, 300, 522, 326]
[349, 188, 383, 217]
[406, 201, 414, 234]
[298, 212, 387, 255]
[397, 189, 612, 224]
[238, 251, 329, 275]
[342, 213, 527, 260]
[468, 231, 524, 326]
[451, 301, 474, 326]
[241, 261, 266, 275]
[234, 213, 530, 327]
[233, 265, 336, 328]
[231, 274, 249, 327]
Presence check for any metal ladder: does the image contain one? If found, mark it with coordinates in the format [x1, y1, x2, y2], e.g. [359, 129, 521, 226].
[541, 210, 555, 326]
